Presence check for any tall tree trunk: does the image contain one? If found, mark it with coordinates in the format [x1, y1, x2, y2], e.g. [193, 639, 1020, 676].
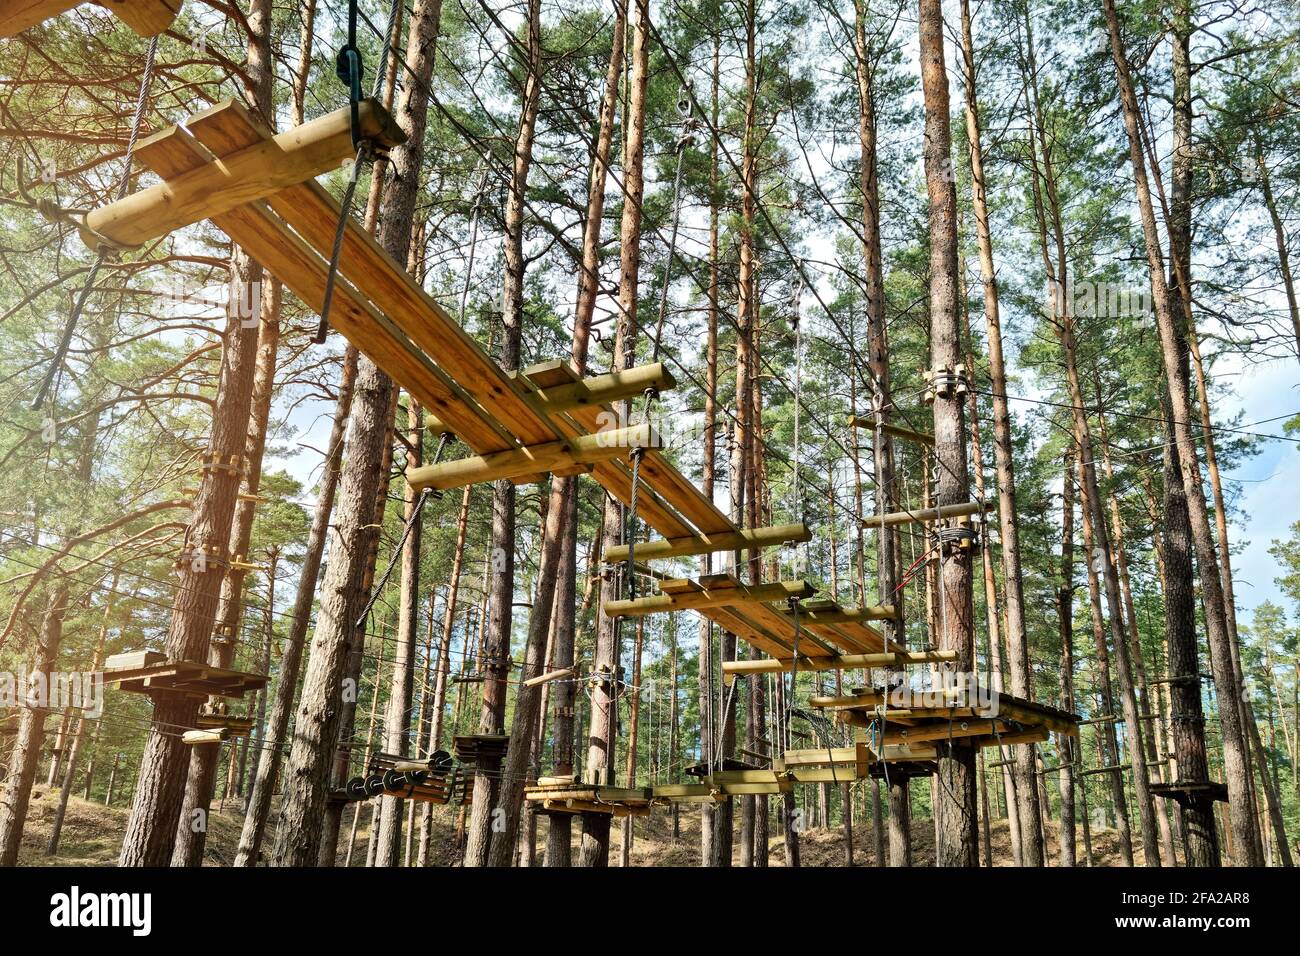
[1102, 0, 1262, 866]
[374, 401, 425, 865]
[958, 0, 1042, 865]
[918, 0, 978, 867]
[1057, 448, 1078, 866]
[698, 25, 728, 868]
[173, 277, 281, 866]
[1077, 456, 1135, 865]
[0, 587, 70, 864]
[45, 585, 115, 855]
[417, 485, 473, 864]
[464, 0, 542, 868]
[272, 0, 441, 866]
[854, 0, 910, 869]
[235, 348, 358, 865]
[119, 270, 261, 866]
[580, 0, 649, 868]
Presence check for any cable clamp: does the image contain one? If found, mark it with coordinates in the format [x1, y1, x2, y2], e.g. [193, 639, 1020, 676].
[922, 364, 970, 404]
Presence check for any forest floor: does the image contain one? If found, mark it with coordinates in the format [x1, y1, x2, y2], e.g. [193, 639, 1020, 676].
[18, 784, 1139, 866]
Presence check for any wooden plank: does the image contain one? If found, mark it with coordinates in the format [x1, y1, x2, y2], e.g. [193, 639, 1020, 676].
[859, 500, 993, 529]
[604, 523, 811, 564]
[428, 361, 677, 436]
[848, 415, 935, 447]
[104, 0, 179, 35]
[103, 650, 166, 670]
[604, 579, 815, 618]
[723, 649, 959, 678]
[405, 423, 661, 491]
[1, 0, 178, 37]
[83, 100, 405, 249]
[699, 605, 795, 660]
[262, 182, 559, 450]
[135, 123, 513, 454]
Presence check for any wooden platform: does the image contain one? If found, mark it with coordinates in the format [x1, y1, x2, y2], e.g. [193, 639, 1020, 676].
[1150, 780, 1229, 804]
[451, 733, 509, 769]
[0, 0, 179, 38]
[810, 685, 1078, 759]
[101, 658, 268, 700]
[524, 782, 657, 817]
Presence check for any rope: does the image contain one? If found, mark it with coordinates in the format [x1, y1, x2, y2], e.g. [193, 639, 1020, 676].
[315, 0, 403, 343]
[31, 35, 159, 411]
[786, 595, 802, 753]
[336, 0, 364, 150]
[313, 142, 370, 343]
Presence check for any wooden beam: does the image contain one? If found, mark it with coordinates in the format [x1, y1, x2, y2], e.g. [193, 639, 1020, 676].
[604, 522, 810, 564]
[519, 360, 676, 416]
[181, 729, 226, 745]
[1, 0, 178, 37]
[81, 99, 405, 250]
[795, 604, 899, 625]
[405, 423, 661, 490]
[859, 500, 993, 528]
[603, 522, 806, 561]
[425, 361, 677, 436]
[847, 415, 935, 446]
[722, 649, 958, 679]
[523, 667, 574, 688]
[604, 579, 816, 619]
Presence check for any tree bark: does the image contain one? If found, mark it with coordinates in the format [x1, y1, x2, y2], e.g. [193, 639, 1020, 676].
[464, 0, 542, 868]
[272, 0, 440, 866]
[235, 347, 357, 866]
[374, 401, 425, 866]
[919, 0, 978, 867]
[958, 0, 1042, 865]
[1102, 0, 1262, 866]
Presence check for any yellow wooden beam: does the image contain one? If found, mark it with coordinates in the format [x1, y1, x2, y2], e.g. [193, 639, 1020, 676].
[81, 99, 405, 250]
[722, 649, 958, 680]
[406, 423, 660, 491]
[424, 361, 677, 437]
[603, 579, 816, 619]
[859, 500, 992, 529]
[848, 414, 935, 447]
[604, 522, 810, 563]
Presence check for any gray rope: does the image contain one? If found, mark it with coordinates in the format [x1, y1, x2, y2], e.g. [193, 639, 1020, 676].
[313, 143, 370, 343]
[31, 35, 159, 411]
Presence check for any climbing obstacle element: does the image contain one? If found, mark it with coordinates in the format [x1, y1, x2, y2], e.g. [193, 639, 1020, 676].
[0, 0, 178, 38]
[100, 650, 267, 700]
[332, 750, 473, 807]
[604, 572, 902, 661]
[525, 782, 657, 818]
[80, 97, 804, 575]
[808, 683, 1078, 769]
[603, 521, 811, 563]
